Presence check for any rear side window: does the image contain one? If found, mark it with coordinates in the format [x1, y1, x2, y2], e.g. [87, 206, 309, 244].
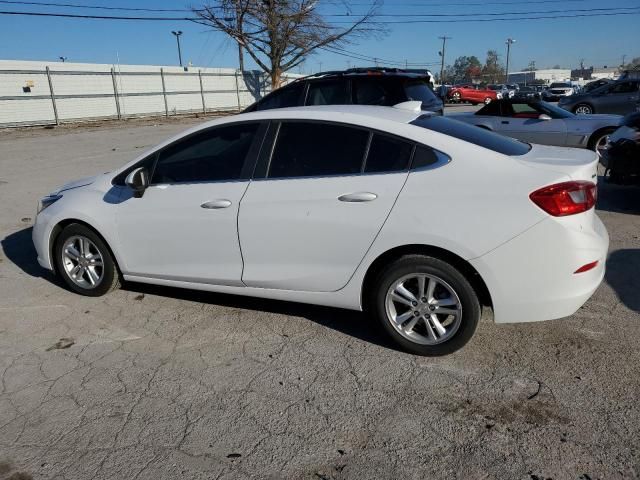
[152, 123, 259, 183]
[306, 80, 350, 105]
[255, 83, 305, 111]
[353, 79, 389, 105]
[364, 134, 413, 173]
[268, 122, 368, 178]
[411, 115, 531, 156]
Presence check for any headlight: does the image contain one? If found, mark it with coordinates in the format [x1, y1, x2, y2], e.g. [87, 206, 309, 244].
[38, 194, 62, 214]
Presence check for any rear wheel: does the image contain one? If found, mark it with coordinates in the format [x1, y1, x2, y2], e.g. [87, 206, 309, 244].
[451, 91, 461, 102]
[368, 255, 480, 356]
[574, 103, 593, 115]
[54, 224, 120, 296]
[588, 128, 615, 159]
[484, 97, 492, 105]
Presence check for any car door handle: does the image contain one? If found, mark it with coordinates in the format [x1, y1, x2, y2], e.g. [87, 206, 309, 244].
[338, 192, 377, 202]
[201, 199, 232, 209]
[501, 120, 509, 124]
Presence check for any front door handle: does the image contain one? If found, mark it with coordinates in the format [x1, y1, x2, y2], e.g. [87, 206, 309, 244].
[201, 199, 232, 209]
[338, 192, 377, 203]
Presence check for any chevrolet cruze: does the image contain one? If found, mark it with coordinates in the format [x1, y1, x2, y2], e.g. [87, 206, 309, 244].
[33, 103, 609, 355]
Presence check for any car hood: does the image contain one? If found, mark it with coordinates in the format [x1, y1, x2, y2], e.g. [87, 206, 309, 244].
[54, 174, 103, 194]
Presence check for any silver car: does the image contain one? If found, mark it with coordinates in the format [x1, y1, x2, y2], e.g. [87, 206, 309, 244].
[449, 99, 621, 156]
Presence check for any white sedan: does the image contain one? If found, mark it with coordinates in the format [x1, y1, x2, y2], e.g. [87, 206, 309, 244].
[32, 103, 609, 355]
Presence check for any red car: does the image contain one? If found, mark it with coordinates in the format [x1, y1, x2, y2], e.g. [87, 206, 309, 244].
[448, 84, 499, 105]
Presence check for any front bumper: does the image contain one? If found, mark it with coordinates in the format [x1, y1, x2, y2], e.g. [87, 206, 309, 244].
[470, 213, 609, 323]
[32, 209, 56, 271]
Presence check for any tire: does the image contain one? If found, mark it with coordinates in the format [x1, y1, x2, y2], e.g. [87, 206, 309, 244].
[588, 128, 615, 159]
[484, 97, 492, 105]
[367, 255, 481, 356]
[451, 91, 461, 102]
[53, 223, 120, 297]
[573, 103, 593, 115]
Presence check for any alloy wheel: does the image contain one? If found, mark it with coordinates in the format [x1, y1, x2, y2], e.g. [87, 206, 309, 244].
[594, 134, 610, 158]
[385, 273, 462, 346]
[575, 105, 592, 115]
[61, 235, 105, 289]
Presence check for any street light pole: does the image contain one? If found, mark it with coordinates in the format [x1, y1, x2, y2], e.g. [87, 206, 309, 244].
[438, 36, 451, 84]
[505, 38, 515, 83]
[171, 30, 183, 67]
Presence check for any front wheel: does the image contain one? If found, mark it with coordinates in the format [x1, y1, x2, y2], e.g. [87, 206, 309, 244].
[574, 103, 593, 115]
[368, 255, 481, 356]
[54, 223, 120, 296]
[484, 97, 492, 105]
[451, 91, 461, 103]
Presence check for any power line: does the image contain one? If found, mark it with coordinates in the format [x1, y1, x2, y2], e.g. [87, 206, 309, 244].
[0, 0, 200, 11]
[325, 7, 640, 17]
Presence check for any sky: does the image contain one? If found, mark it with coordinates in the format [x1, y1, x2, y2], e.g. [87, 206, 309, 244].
[0, 0, 639, 74]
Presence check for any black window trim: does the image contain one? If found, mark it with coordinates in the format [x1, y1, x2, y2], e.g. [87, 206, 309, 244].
[111, 120, 268, 187]
[251, 118, 447, 181]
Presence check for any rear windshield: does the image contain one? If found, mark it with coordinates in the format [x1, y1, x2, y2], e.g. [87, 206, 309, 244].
[410, 115, 532, 156]
[403, 79, 438, 105]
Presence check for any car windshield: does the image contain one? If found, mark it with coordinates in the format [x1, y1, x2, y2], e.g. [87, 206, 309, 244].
[535, 101, 574, 118]
[403, 79, 439, 106]
[410, 115, 531, 156]
[550, 83, 571, 88]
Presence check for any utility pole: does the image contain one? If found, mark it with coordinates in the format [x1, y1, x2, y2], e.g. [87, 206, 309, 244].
[438, 36, 451, 85]
[622, 54, 627, 68]
[171, 30, 183, 67]
[505, 37, 516, 83]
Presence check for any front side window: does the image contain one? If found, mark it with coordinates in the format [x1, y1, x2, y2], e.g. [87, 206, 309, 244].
[268, 122, 368, 178]
[476, 101, 502, 116]
[152, 123, 259, 184]
[306, 80, 350, 105]
[256, 83, 305, 111]
[610, 81, 639, 94]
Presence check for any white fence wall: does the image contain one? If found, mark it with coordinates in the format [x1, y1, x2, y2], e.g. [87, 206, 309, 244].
[0, 60, 296, 127]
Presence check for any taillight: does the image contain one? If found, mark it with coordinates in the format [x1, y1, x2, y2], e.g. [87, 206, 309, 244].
[529, 181, 597, 217]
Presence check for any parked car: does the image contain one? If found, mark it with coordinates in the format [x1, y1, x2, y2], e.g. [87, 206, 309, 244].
[558, 78, 640, 115]
[583, 79, 612, 93]
[244, 67, 444, 115]
[32, 103, 608, 356]
[601, 112, 640, 185]
[506, 84, 519, 98]
[488, 84, 510, 98]
[449, 98, 621, 156]
[448, 84, 499, 104]
[542, 82, 575, 102]
[512, 86, 540, 101]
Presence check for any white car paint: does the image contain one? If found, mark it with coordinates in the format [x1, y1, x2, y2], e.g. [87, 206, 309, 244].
[33, 105, 608, 324]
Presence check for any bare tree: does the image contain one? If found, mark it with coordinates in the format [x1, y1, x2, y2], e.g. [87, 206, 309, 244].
[192, 0, 382, 88]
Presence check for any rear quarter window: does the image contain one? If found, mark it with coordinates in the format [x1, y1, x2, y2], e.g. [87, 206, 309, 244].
[411, 115, 531, 156]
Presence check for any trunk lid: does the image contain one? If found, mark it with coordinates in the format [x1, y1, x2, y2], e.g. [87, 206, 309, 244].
[516, 144, 599, 183]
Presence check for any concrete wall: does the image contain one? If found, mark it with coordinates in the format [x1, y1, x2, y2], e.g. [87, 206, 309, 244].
[0, 60, 297, 127]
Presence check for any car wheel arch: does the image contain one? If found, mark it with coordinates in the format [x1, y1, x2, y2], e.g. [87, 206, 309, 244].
[587, 126, 616, 150]
[49, 218, 121, 277]
[360, 244, 493, 311]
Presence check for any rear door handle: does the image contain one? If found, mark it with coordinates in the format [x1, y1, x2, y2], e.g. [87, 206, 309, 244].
[201, 199, 232, 209]
[338, 192, 377, 202]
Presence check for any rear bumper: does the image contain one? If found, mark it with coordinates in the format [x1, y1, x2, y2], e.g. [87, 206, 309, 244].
[470, 213, 609, 323]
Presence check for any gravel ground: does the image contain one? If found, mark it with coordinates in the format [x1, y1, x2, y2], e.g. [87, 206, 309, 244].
[0, 113, 639, 480]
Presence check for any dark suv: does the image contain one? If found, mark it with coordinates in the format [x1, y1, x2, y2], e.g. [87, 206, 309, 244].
[244, 68, 444, 115]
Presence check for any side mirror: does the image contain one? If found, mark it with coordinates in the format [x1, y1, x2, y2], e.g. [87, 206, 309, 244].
[538, 114, 552, 121]
[125, 167, 149, 198]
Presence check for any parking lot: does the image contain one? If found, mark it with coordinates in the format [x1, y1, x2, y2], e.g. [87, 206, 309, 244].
[1, 110, 639, 480]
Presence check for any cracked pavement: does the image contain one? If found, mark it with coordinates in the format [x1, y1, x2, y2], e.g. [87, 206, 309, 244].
[1, 114, 639, 480]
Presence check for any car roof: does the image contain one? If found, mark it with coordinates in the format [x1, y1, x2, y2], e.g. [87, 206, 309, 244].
[236, 104, 423, 124]
[291, 67, 431, 83]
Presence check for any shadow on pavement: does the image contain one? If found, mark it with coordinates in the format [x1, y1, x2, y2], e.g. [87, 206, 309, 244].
[1, 226, 55, 280]
[605, 249, 640, 313]
[2, 227, 394, 350]
[597, 176, 640, 215]
[124, 281, 396, 351]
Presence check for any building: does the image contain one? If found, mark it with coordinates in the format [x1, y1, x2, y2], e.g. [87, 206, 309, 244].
[507, 69, 571, 85]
